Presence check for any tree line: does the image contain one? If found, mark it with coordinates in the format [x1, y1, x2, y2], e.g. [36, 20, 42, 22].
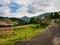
[0, 11, 60, 27]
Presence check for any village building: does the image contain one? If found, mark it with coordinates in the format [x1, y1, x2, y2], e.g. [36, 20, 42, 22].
[0, 18, 13, 35]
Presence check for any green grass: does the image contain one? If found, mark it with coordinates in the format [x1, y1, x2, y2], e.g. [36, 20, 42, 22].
[58, 23, 60, 27]
[0, 24, 46, 45]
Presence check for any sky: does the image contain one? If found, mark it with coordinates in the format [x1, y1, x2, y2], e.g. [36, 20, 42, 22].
[0, 0, 60, 18]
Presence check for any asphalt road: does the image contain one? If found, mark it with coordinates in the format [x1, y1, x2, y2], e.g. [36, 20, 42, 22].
[15, 23, 60, 45]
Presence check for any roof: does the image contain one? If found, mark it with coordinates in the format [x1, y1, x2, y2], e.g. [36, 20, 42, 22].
[0, 18, 13, 27]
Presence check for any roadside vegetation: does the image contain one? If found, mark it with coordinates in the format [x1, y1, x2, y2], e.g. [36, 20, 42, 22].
[0, 24, 48, 45]
[0, 11, 60, 45]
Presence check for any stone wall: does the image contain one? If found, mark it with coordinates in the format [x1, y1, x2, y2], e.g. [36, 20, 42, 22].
[0, 27, 13, 35]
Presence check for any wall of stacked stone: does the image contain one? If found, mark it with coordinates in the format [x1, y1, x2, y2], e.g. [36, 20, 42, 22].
[0, 27, 13, 35]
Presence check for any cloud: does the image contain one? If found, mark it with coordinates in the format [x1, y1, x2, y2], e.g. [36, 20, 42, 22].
[14, 0, 32, 6]
[0, 0, 60, 18]
[9, 1, 20, 13]
[0, 0, 10, 5]
[27, 0, 55, 14]
[54, 0, 60, 11]
[0, 6, 10, 17]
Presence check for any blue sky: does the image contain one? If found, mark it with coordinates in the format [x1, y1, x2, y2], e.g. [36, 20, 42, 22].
[0, 0, 60, 18]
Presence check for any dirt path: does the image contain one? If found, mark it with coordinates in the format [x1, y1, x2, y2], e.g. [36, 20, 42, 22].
[15, 23, 60, 45]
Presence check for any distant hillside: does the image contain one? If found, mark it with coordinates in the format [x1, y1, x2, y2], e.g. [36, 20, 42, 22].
[9, 18, 27, 25]
[0, 12, 58, 26]
[37, 12, 53, 18]
[21, 16, 30, 22]
[0, 12, 53, 23]
[21, 12, 53, 22]
[0, 17, 27, 26]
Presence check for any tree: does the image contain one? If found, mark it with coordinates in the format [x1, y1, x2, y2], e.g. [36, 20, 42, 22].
[30, 17, 39, 24]
[48, 13, 54, 19]
[54, 12, 59, 19]
[12, 21, 19, 26]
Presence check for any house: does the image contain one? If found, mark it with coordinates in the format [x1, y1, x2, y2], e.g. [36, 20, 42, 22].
[0, 18, 13, 35]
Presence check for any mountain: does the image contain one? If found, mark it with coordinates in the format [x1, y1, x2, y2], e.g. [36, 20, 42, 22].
[0, 17, 27, 25]
[0, 12, 54, 25]
[21, 16, 30, 22]
[37, 12, 53, 18]
[0, 12, 53, 23]
[0, 11, 59, 26]
[10, 18, 27, 25]
[21, 12, 53, 22]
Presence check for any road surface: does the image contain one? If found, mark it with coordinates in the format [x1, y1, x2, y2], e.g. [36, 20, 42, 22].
[15, 23, 60, 45]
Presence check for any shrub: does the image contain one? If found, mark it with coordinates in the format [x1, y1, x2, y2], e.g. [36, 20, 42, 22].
[40, 23, 49, 28]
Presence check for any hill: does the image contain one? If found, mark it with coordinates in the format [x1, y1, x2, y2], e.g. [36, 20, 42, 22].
[9, 18, 27, 25]
[0, 11, 59, 26]
[21, 12, 53, 22]
[0, 17, 27, 26]
[21, 16, 30, 22]
[37, 12, 53, 18]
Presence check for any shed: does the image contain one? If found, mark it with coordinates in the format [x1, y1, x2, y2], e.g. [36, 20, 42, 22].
[0, 18, 13, 35]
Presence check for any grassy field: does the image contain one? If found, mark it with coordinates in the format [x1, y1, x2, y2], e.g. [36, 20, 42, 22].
[0, 24, 46, 45]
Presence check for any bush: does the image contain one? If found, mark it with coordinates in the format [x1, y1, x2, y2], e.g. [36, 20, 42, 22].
[40, 23, 49, 28]
[30, 17, 39, 24]
[0, 34, 10, 38]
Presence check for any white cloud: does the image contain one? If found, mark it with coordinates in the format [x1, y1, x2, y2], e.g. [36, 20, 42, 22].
[0, 0, 60, 18]
[54, 0, 60, 11]
[14, 0, 32, 6]
[0, 0, 10, 5]
[0, 6, 10, 17]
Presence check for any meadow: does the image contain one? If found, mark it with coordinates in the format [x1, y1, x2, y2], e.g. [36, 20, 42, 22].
[0, 24, 47, 45]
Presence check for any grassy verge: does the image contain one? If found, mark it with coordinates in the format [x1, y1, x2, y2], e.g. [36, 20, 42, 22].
[58, 23, 60, 27]
[0, 24, 48, 45]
